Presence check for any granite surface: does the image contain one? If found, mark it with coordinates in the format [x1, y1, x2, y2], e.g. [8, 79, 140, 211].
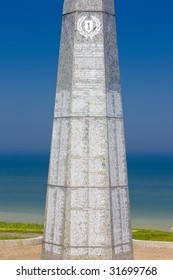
[63, 0, 115, 15]
[42, 0, 133, 260]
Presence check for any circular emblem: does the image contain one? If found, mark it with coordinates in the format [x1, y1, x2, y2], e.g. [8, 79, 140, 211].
[77, 16, 101, 39]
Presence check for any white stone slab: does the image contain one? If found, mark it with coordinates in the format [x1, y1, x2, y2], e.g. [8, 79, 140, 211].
[108, 119, 119, 186]
[70, 247, 88, 257]
[53, 188, 66, 245]
[70, 210, 88, 246]
[89, 188, 109, 209]
[45, 187, 57, 243]
[107, 90, 123, 118]
[116, 119, 128, 186]
[53, 245, 62, 255]
[123, 244, 131, 253]
[70, 119, 88, 157]
[48, 119, 70, 186]
[89, 209, 111, 246]
[45, 243, 52, 253]
[71, 188, 88, 209]
[70, 158, 88, 187]
[45, 187, 66, 245]
[114, 246, 123, 255]
[54, 90, 71, 117]
[111, 187, 131, 246]
[89, 119, 107, 157]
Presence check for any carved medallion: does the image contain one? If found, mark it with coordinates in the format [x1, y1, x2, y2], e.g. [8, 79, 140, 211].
[77, 16, 101, 39]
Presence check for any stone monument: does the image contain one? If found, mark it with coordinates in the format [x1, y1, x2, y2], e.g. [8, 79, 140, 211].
[42, 0, 133, 260]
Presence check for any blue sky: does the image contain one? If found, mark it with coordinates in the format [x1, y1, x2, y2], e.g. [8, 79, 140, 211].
[0, 0, 172, 154]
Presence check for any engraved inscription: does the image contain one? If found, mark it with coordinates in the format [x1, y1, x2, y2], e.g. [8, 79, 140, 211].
[72, 43, 106, 116]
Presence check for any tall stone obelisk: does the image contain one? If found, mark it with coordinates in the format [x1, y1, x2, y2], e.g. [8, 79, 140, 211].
[42, 0, 133, 260]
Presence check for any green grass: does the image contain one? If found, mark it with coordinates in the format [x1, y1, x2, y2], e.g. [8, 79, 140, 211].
[132, 228, 173, 242]
[0, 236, 28, 240]
[0, 222, 44, 234]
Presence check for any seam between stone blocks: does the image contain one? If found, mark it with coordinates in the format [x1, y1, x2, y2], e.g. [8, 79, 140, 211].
[63, 11, 115, 17]
[48, 184, 128, 189]
[43, 241, 130, 249]
[54, 116, 123, 120]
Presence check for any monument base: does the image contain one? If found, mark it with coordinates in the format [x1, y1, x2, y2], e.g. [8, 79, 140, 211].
[42, 243, 133, 260]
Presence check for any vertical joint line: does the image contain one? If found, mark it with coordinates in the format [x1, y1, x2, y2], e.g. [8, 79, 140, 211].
[102, 11, 114, 258]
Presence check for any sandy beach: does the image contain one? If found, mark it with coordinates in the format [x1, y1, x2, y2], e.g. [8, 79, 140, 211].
[0, 243, 173, 260]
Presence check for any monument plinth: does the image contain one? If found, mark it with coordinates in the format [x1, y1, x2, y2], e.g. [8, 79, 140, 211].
[42, 0, 133, 260]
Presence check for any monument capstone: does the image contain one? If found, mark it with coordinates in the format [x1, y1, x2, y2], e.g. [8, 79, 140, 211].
[42, 0, 134, 260]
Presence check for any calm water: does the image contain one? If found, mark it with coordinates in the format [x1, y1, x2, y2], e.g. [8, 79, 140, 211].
[0, 153, 173, 231]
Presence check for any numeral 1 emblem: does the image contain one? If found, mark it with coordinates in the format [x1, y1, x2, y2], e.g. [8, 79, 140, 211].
[85, 20, 93, 33]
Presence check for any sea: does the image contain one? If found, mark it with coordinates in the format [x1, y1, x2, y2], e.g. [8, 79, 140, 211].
[0, 153, 173, 231]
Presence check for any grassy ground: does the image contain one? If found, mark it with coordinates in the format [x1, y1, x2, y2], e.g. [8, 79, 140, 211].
[0, 222, 43, 234]
[132, 228, 173, 242]
[0, 236, 28, 240]
[0, 222, 173, 242]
